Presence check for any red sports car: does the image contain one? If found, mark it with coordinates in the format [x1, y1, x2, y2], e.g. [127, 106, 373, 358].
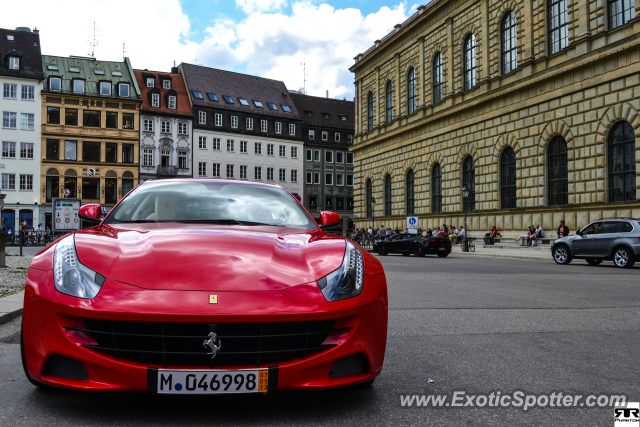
[21, 179, 387, 394]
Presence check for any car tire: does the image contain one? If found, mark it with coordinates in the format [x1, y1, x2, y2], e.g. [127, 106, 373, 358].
[613, 247, 635, 269]
[553, 246, 572, 265]
[413, 245, 425, 257]
[586, 258, 603, 266]
[378, 247, 388, 256]
[402, 253, 410, 256]
[437, 252, 449, 258]
[20, 322, 48, 389]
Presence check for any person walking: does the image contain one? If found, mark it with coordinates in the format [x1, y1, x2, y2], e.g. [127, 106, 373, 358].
[378, 225, 386, 241]
[36, 224, 42, 245]
[557, 220, 569, 238]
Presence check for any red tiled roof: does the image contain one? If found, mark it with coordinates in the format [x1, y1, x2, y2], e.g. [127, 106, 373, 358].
[133, 69, 192, 116]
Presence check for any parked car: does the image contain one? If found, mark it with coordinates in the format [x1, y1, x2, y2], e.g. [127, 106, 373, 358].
[551, 218, 640, 268]
[374, 234, 451, 257]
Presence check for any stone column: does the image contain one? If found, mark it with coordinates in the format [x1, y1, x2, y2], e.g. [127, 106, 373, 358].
[573, 0, 592, 55]
[418, 35, 426, 108]
[375, 66, 380, 127]
[395, 53, 401, 118]
[480, 0, 490, 83]
[446, 17, 455, 105]
[354, 79, 360, 136]
[521, 0, 535, 69]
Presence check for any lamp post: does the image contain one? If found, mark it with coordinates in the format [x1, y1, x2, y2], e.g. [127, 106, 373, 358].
[0, 193, 5, 268]
[371, 197, 376, 237]
[462, 185, 469, 252]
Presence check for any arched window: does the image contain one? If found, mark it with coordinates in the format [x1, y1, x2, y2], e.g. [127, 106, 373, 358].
[463, 156, 475, 212]
[464, 34, 476, 91]
[366, 179, 373, 217]
[433, 53, 443, 104]
[407, 68, 416, 115]
[548, 136, 568, 206]
[406, 169, 415, 215]
[384, 175, 392, 217]
[432, 164, 442, 214]
[502, 11, 517, 74]
[501, 147, 517, 209]
[609, 121, 636, 202]
[548, 0, 568, 54]
[609, 0, 636, 29]
[385, 81, 393, 124]
[367, 92, 374, 132]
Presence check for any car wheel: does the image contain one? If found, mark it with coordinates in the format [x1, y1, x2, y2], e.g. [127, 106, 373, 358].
[613, 247, 635, 268]
[378, 247, 388, 256]
[20, 322, 48, 388]
[553, 246, 572, 265]
[586, 258, 603, 266]
[402, 252, 410, 256]
[413, 244, 425, 257]
[437, 252, 449, 258]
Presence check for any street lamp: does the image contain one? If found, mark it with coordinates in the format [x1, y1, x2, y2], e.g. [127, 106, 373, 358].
[371, 197, 376, 236]
[462, 185, 469, 252]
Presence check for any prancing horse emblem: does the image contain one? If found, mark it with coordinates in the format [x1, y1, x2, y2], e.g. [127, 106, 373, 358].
[203, 332, 221, 359]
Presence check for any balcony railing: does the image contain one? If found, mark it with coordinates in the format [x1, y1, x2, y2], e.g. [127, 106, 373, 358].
[157, 165, 189, 175]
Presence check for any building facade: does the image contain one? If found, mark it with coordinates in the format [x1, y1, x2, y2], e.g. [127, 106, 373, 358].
[133, 68, 193, 181]
[179, 64, 304, 197]
[289, 93, 355, 223]
[40, 56, 141, 229]
[0, 27, 43, 233]
[350, 0, 640, 236]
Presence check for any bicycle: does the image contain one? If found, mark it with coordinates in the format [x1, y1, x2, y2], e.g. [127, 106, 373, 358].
[457, 238, 475, 252]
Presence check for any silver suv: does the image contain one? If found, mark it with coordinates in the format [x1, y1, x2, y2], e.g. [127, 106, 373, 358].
[551, 219, 640, 268]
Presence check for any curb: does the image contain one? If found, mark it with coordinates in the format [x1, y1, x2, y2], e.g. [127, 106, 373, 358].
[0, 308, 23, 325]
[0, 291, 25, 326]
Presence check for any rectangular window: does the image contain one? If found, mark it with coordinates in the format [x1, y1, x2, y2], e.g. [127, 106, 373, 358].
[267, 144, 274, 156]
[2, 141, 16, 158]
[213, 138, 221, 151]
[279, 168, 286, 182]
[3, 83, 17, 99]
[100, 82, 111, 96]
[291, 146, 298, 158]
[347, 134, 353, 143]
[336, 173, 344, 186]
[144, 119, 154, 132]
[20, 113, 35, 130]
[240, 165, 247, 179]
[255, 142, 262, 154]
[178, 152, 187, 168]
[198, 136, 208, 149]
[46, 176, 59, 202]
[227, 140, 234, 152]
[71, 80, 84, 94]
[306, 149, 312, 161]
[548, 0, 569, 54]
[49, 77, 61, 91]
[309, 130, 315, 139]
[2, 112, 16, 129]
[21, 85, 34, 100]
[255, 166, 262, 180]
[347, 197, 354, 210]
[163, 80, 171, 89]
[143, 148, 154, 166]
[161, 121, 171, 133]
[1, 173, 15, 190]
[82, 141, 101, 162]
[122, 113, 134, 129]
[335, 132, 340, 142]
[105, 143, 117, 163]
[335, 152, 344, 163]
[215, 113, 223, 126]
[314, 150, 320, 162]
[119, 84, 130, 97]
[325, 173, 333, 185]
[275, 122, 282, 134]
[246, 118, 253, 130]
[347, 174, 354, 186]
[9, 57, 19, 70]
[152, 93, 160, 108]
[82, 177, 100, 199]
[178, 122, 187, 134]
[64, 140, 77, 160]
[306, 171, 313, 184]
[198, 162, 207, 177]
[267, 167, 274, 181]
[83, 110, 101, 127]
[336, 197, 344, 211]
[231, 115, 238, 128]
[199, 111, 206, 124]
[322, 131, 328, 141]
[325, 151, 333, 163]
[46, 139, 59, 160]
[46, 107, 59, 124]
[308, 196, 317, 210]
[291, 170, 298, 183]
[314, 172, 320, 185]
[346, 152, 354, 164]
[122, 179, 134, 196]
[227, 164, 234, 178]
[325, 197, 333, 210]
[147, 78, 155, 87]
[279, 145, 286, 157]
[122, 144, 134, 163]
[289, 124, 295, 135]
[240, 141, 248, 153]
[106, 111, 118, 128]
[212, 163, 221, 177]
[105, 177, 117, 204]
[609, 0, 636, 29]
[65, 109, 78, 126]
[261, 120, 268, 132]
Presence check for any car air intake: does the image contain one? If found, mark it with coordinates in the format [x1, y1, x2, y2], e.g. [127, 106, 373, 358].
[328, 353, 369, 378]
[43, 354, 90, 380]
[67, 319, 347, 368]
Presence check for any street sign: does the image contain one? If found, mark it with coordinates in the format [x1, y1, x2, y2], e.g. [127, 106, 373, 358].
[63, 188, 71, 197]
[52, 198, 82, 232]
[407, 216, 418, 234]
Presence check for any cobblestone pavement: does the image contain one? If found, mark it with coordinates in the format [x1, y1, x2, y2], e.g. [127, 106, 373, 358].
[0, 255, 33, 299]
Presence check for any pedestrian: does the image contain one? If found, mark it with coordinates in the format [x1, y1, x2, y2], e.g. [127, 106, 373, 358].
[45, 227, 51, 245]
[443, 224, 448, 235]
[557, 220, 569, 238]
[36, 223, 42, 245]
[378, 225, 386, 241]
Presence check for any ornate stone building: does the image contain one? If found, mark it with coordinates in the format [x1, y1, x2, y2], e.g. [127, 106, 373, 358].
[350, 0, 640, 236]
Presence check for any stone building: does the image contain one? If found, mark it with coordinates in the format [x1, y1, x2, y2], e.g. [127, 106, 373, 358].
[350, 0, 640, 236]
[40, 56, 141, 229]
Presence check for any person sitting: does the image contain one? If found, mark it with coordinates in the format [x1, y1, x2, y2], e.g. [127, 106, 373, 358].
[484, 226, 498, 245]
[526, 225, 535, 246]
[535, 224, 544, 239]
[456, 227, 466, 244]
[426, 228, 433, 236]
[449, 226, 458, 242]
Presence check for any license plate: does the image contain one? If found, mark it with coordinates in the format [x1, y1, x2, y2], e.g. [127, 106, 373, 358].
[439, 247, 446, 250]
[156, 369, 269, 394]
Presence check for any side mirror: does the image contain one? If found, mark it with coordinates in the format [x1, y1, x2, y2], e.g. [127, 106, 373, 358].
[318, 211, 341, 230]
[576, 229, 581, 236]
[79, 204, 102, 224]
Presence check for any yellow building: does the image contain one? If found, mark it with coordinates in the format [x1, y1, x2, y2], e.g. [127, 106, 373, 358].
[350, 0, 640, 236]
[40, 56, 141, 229]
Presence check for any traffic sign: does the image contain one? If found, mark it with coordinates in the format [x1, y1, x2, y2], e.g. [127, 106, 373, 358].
[63, 188, 71, 197]
[52, 198, 82, 232]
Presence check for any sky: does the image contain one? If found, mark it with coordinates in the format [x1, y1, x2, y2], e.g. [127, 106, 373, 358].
[1, 0, 421, 100]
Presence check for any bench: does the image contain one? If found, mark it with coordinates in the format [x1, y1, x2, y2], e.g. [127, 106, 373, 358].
[495, 236, 554, 246]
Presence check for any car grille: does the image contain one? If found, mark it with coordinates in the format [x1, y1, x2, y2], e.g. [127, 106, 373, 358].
[67, 319, 344, 368]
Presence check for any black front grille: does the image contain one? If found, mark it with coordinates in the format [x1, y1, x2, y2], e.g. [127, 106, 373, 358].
[68, 319, 343, 368]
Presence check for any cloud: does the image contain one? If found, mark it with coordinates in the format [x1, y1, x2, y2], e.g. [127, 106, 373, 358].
[235, 0, 288, 14]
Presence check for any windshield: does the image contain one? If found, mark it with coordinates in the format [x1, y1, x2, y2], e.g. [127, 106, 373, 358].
[104, 181, 317, 230]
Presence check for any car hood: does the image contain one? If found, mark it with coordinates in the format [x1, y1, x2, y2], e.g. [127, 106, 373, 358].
[73, 224, 347, 292]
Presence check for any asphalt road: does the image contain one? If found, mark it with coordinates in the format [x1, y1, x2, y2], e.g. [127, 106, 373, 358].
[1, 254, 639, 426]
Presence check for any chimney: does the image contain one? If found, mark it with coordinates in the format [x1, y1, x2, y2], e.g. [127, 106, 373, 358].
[326, 90, 328, 98]
[171, 61, 178, 74]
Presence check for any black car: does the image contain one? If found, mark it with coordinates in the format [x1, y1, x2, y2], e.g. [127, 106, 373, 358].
[374, 234, 451, 257]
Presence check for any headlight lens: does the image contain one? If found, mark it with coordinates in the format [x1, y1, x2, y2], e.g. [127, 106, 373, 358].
[53, 235, 105, 299]
[317, 242, 364, 301]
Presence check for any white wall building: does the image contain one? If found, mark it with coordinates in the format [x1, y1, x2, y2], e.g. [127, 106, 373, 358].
[0, 28, 43, 234]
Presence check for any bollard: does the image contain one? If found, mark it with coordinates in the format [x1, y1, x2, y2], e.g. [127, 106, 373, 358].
[0, 230, 5, 268]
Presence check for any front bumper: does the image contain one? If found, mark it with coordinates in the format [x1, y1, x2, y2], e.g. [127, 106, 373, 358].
[22, 268, 388, 392]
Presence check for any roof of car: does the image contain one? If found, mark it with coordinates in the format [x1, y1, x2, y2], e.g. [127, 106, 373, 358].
[141, 178, 285, 189]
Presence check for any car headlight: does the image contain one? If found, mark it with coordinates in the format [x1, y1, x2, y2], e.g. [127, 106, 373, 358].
[53, 235, 105, 299]
[317, 242, 364, 301]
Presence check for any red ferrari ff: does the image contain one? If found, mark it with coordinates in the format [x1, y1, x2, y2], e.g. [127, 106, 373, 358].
[21, 179, 387, 394]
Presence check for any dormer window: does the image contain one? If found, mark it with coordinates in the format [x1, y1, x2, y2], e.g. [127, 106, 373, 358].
[100, 82, 111, 96]
[119, 83, 130, 97]
[73, 80, 85, 94]
[162, 80, 171, 89]
[341, 115, 347, 121]
[152, 93, 160, 108]
[168, 95, 176, 109]
[8, 57, 19, 70]
[146, 78, 154, 87]
[49, 77, 61, 92]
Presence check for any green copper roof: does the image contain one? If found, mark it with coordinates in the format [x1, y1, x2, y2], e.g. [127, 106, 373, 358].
[41, 55, 141, 100]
